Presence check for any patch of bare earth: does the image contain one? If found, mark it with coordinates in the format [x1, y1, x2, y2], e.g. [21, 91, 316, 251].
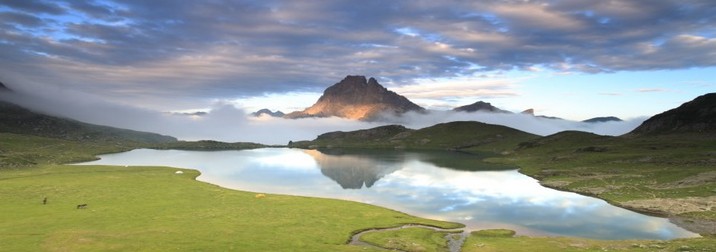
[657, 171, 716, 189]
[621, 196, 716, 235]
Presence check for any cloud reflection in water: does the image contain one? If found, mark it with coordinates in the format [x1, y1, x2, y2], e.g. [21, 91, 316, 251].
[78, 148, 697, 240]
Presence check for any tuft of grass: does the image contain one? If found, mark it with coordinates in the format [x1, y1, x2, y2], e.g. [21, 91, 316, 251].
[472, 229, 516, 238]
[359, 227, 453, 252]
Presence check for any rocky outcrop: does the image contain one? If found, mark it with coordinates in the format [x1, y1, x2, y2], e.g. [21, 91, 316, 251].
[285, 75, 425, 121]
[629, 93, 716, 135]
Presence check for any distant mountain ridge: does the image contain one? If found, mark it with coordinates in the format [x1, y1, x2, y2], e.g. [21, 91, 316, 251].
[629, 93, 716, 135]
[583, 116, 622, 123]
[252, 109, 285, 117]
[285, 75, 425, 121]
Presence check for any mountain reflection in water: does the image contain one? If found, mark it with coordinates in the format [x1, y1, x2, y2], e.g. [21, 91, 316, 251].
[77, 148, 698, 240]
[304, 149, 401, 189]
[306, 149, 514, 189]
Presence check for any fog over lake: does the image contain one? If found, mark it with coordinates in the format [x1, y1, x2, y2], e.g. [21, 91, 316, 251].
[78, 148, 697, 240]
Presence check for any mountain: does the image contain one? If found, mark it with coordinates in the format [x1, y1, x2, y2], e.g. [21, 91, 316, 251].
[583, 116, 622, 123]
[284, 75, 425, 121]
[453, 101, 509, 113]
[520, 108, 562, 120]
[629, 93, 716, 135]
[0, 100, 177, 144]
[251, 109, 285, 117]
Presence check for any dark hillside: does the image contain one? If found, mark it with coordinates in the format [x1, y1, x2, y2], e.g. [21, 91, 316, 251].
[629, 93, 716, 135]
[0, 101, 177, 144]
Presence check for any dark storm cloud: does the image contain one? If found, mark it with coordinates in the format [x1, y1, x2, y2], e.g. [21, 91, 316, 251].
[0, 0, 714, 103]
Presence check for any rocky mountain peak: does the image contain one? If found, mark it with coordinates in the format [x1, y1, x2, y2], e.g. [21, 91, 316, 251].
[285, 75, 424, 121]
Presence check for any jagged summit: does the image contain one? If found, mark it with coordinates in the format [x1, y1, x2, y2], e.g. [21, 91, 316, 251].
[629, 93, 716, 135]
[285, 75, 424, 121]
[453, 101, 509, 113]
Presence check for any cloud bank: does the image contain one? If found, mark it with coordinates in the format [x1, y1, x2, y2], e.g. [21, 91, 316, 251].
[1, 89, 644, 145]
[1, 0, 714, 110]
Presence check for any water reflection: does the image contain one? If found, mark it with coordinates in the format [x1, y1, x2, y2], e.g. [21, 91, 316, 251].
[303, 149, 401, 189]
[77, 148, 698, 240]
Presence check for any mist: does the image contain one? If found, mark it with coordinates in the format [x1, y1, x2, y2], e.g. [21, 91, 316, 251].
[1, 89, 645, 145]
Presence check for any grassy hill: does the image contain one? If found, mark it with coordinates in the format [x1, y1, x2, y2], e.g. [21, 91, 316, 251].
[0, 101, 176, 145]
[290, 121, 540, 153]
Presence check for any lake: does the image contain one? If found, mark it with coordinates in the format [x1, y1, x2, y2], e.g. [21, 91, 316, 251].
[77, 148, 697, 240]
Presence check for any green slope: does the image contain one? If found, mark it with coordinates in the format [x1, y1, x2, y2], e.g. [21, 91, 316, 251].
[0, 101, 176, 144]
[291, 121, 540, 154]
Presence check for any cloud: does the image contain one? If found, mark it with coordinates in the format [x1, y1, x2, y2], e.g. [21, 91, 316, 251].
[0, 88, 644, 145]
[636, 88, 668, 93]
[0, 0, 714, 110]
[391, 76, 519, 99]
[384, 111, 645, 138]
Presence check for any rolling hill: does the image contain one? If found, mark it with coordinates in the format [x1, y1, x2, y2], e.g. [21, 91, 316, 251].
[0, 100, 177, 144]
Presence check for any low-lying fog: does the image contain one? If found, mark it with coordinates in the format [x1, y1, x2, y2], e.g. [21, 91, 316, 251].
[1, 90, 645, 145]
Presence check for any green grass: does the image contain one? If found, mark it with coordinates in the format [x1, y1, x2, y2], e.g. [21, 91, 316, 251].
[149, 140, 268, 150]
[0, 133, 462, 251]
[488, 132, 716, 235]
[359, 227, 456, 252]
[2, 125, 715, 251]
[0, 164, 461, 251]
[462, 229, 716, 252]
[0, 133, 131, 168]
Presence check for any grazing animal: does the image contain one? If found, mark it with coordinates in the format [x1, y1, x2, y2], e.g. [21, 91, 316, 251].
[77, 204, 88, 209]
[42, 197, 47, 205]
[255, 194, 266, 199]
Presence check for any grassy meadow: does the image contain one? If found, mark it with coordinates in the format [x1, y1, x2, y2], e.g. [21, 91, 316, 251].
[0, 133, 462, 251]
[490, 131, 716, 234]
[2, 125, 715, 251]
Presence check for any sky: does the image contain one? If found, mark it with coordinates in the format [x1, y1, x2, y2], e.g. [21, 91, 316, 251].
[1, 0, 715, 144]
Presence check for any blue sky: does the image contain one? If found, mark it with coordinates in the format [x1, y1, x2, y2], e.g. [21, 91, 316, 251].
[1, 0, 715, 121]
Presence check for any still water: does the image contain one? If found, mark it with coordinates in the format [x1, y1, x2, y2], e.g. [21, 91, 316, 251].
[78, 148, 697, 240]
